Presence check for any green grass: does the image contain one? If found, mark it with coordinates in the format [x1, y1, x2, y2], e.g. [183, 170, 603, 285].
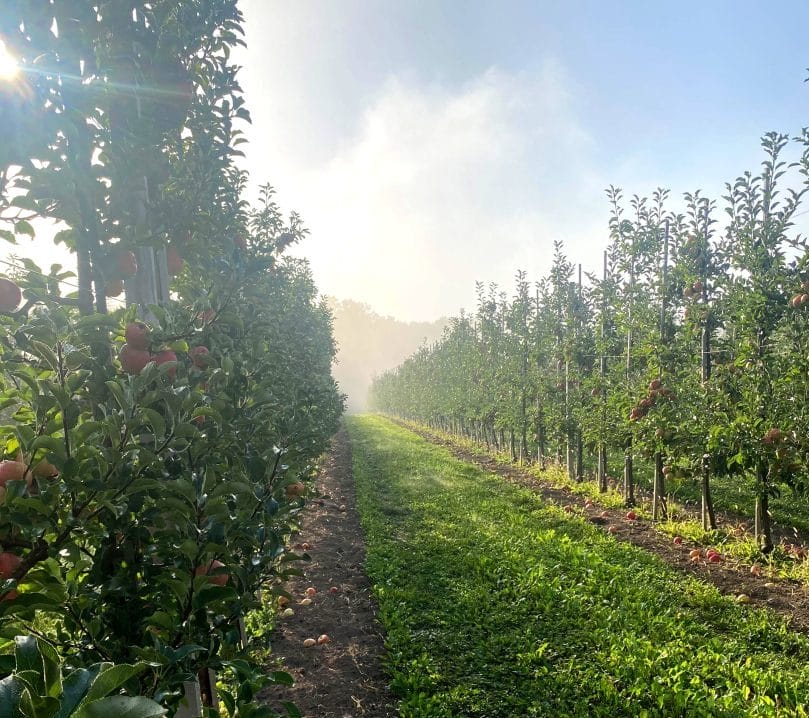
[398, 418, 809, 583]
[348, 414, 809, 717]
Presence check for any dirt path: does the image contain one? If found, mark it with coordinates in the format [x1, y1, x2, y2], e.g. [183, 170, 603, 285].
[262, 426, 395, 718]
[396, 420, 809, 636]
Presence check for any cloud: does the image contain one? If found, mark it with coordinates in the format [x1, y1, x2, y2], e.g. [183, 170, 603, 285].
[277, 60, 608, 321]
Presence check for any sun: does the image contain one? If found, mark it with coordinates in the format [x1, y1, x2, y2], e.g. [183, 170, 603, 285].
[0, 40, 19, 81]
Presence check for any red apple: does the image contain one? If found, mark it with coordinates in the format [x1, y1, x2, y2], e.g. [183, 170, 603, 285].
[105, 279, 124, 298]
[329, 586, 339, 594]
[648, 379, 662, 391]
[125, 322, 150, 350]
[607, 525, 617, 534]
[119, 344, 152, 375]
[0, 460, 28, 487]
[0, 552, 21, 578]
[166, 246, 184, 276]
[0, 278, 21, 313]
[317, 634, 330, 644]
[189, 345, 210, 368]
[305, 587, 317, 597]
[197, 309, 215, 324]
[32, 458, 58, 479]
[673, 536, 683, 545]
[154, 350, 178, 379]
[285, 482, 305, 499]
[707, 553, 722, 563]
[625, 510, 637, 521]
[195, 559, 228, 586]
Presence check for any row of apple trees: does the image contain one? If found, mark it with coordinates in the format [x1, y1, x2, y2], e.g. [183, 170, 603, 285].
[0, 2, 343, 716]
[371, 130, 809, 555]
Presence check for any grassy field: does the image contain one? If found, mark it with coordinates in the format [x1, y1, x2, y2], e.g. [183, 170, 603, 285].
[347, 414, 809, 717]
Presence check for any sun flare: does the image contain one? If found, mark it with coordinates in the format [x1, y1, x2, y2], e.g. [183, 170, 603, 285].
[0, 40, 19, 80]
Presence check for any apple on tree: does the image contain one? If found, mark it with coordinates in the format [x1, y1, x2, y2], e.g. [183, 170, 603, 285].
[105, 279, 125, 298]
[119, 344, 152, 375]
[0, 551, 21, 601]
[194, 559, 228, 586]
[0, 278, 21, 313]
[189, 345, 210, 368]
[154, 350, 178, 379]
[125, 321, 150, 350]
[166, 246, 184, 276]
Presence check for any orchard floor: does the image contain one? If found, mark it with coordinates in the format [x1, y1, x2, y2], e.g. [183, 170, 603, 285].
[397, 418, 809, 636]
[261, 425, 396, 717]
[262, 416, 809, 716]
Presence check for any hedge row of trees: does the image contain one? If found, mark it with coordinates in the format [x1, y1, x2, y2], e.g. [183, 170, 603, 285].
[371, 131, 809, 555]
[0, 3, 342, 716]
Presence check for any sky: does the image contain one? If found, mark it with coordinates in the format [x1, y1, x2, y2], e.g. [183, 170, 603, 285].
[3, 2, 809, 321]
[232, 0, 809, 321]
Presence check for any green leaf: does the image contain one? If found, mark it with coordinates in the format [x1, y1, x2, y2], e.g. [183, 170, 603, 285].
[104, 383, 128, 413]
[191, 584, 238, 609]
[29, 436, 66, 458]
[73, 696, 166, 718]
[269, 671, 294, 686]
[52, 230, 75, 246]
[53, 668, 95, 718]
[13, 221, 35, 238]
[0, 676, 23, 717]
[139, 409, 165, 441]
[0, 229, 16, 245]
[81, 664, 145, 704]
[14, 636, 42, 683]
[167, 340, 188, 353]
[71, 422, 102, 446]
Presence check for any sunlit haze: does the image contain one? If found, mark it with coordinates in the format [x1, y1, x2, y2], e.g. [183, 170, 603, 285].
[234, 0, 809, 321]
[0, 40, 17, 80]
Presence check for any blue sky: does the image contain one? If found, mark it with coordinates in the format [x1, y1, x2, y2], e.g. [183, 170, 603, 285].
[11, 2, 807, 322]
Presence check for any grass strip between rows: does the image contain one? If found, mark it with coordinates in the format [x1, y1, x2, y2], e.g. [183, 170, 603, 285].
[347, 414, 809, 718]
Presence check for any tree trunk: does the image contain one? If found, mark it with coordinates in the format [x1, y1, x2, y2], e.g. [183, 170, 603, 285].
[598, 445, 608, 493]
[652, 451, 667, 520]
[755, 463, 773, 553]
[701, 454, 716, 530]
[624, 444, 634, 507]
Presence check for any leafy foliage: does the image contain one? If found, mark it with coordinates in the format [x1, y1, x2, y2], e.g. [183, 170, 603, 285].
[0, 2, 343, 714]
[371, 132, 809, 552]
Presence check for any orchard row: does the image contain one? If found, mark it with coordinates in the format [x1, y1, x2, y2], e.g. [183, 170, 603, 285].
[371, 131, 809, 555]
[0, 3, 342, 716]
